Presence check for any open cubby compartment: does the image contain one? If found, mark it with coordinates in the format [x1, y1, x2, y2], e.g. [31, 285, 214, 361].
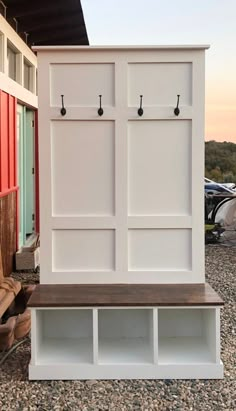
[158, 308, 219, 364]
[98, 308, 154, 364]
[34, 309, 93, 364]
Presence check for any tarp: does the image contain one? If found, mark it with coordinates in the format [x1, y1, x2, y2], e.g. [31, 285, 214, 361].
[215, 198, 236, 227]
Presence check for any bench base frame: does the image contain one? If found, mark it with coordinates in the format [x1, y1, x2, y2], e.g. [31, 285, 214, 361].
[29, 305, 223, 380]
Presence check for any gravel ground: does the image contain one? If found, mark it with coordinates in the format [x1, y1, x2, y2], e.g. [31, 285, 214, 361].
[0, 245, 235, 410]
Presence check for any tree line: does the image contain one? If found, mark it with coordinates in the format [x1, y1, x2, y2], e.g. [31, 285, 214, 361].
[205, 140, 236, 183]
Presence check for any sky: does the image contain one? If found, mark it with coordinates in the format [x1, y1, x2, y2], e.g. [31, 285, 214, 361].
[82, 0, 236, 143]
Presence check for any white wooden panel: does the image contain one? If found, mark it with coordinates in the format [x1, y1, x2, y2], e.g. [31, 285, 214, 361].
[50, 63, 115, 107]
[93, 309, 99, 364]
[158, 309, 202, 337]
[30, 309, 39, 365]
[29, 362, 224, 380]
[158, 309, 216, 363]
[128, 63, 192, 106]
[191, 54, 205, 282]
[42, 309, 92, 338]
[128, 229, 191, 271]
[128, 120, 191, 216]
[52, 217, 115, 229]
[98, 309, 152, 338]
[127, 106, 193, 120]
[128, 216, 192, 229]
[37, 309, 94, 364]
[98, 309, 153, 364]
[158, 337, 215, 364]
[98, 338, 152, 364]
[52, 229, 115, 271]
[51, 121, 115, 216]
[49, 106, 116, 120]
[203, 309, 218, 363]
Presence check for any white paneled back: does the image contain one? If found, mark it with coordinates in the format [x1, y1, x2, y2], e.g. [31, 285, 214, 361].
[36, 46, 207, 284]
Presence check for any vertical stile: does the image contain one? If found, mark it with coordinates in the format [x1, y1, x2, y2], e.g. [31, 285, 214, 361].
[30, 309, 37, 365]
[153, 308, 158, 364]
[215, 308, 221, 364]
[93, 308, 98, 364]
[114, 58, 129, 276]
[191, 53, 205, 282]
[38, 55, 52, 283]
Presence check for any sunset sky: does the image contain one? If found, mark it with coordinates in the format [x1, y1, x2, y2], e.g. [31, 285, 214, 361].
[82, 0, 236, 143]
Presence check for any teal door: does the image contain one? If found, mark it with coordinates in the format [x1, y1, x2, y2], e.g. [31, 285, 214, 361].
[25, 109, 35, 235]
[17, 105, 35, 248]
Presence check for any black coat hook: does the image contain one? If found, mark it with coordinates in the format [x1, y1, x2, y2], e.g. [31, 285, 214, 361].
[98, 94, 104, 116]
[60, 95, 66, 116]
[138, 95, 144, 116]
[174, 94, 180, 116]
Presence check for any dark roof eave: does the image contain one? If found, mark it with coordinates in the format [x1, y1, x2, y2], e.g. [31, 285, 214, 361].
[3, 0, 89, 46]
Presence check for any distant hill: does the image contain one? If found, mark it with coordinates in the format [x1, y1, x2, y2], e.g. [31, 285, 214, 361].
[205, 140, 236, 183]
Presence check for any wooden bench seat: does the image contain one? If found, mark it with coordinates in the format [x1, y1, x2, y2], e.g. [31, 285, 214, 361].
[28, 283, 223, 307]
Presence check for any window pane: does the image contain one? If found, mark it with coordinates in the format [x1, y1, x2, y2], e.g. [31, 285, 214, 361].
[7, 45, 16, 80]
[24, 60, 30, 90]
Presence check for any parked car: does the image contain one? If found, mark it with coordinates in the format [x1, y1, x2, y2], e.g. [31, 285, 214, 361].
[204, 178, 236, 194]
[221, 182, 236, 190]
[205, 183, 235, 196]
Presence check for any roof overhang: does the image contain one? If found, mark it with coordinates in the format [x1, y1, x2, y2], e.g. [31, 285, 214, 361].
[0, 0, 89, 46]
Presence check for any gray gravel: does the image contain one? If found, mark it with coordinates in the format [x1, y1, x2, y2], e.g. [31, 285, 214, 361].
[0, 245, 235, 410]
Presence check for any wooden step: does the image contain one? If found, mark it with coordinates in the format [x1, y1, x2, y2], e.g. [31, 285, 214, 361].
[27, 283, 224, 308]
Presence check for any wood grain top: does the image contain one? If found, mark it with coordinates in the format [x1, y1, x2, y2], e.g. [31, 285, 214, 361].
[27, 283, 224, 307]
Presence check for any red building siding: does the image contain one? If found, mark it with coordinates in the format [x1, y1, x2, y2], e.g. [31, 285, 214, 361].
[0, 90, 17, 196]
[0, 90, 18, 275]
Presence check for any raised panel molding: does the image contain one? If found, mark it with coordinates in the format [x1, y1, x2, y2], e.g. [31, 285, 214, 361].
[50, 63, 115, 107]
[38, 47, 205, 284]
[128, 120, 192, 216]
[51, 121, 115, 216]
[128, 62, 192, 106]
[52, 229, 115, 271]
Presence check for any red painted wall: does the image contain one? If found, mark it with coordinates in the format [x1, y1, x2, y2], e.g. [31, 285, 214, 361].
[0, 90, 18, 267]
[0, 90, 17, 196]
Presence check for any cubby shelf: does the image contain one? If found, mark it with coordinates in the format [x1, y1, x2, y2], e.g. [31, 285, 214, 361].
[98, 338, 153, 364]
[30, 305, 223, 379]
[158, 308, 218, 364]
[98, 309, 154, 364]
[38, 338, 93, 365]
[158, 337, 214, 364]
[34, 309, 93, 365]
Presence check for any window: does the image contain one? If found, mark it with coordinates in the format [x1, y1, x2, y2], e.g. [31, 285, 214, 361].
[24, 58, 32, 91]
[7, 41, 18, 81]
[0, 32, 4, 72]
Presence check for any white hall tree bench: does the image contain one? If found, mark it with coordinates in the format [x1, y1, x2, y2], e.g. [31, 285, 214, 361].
[28, 284, 224, 380]
[29, 45, 224, 379]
